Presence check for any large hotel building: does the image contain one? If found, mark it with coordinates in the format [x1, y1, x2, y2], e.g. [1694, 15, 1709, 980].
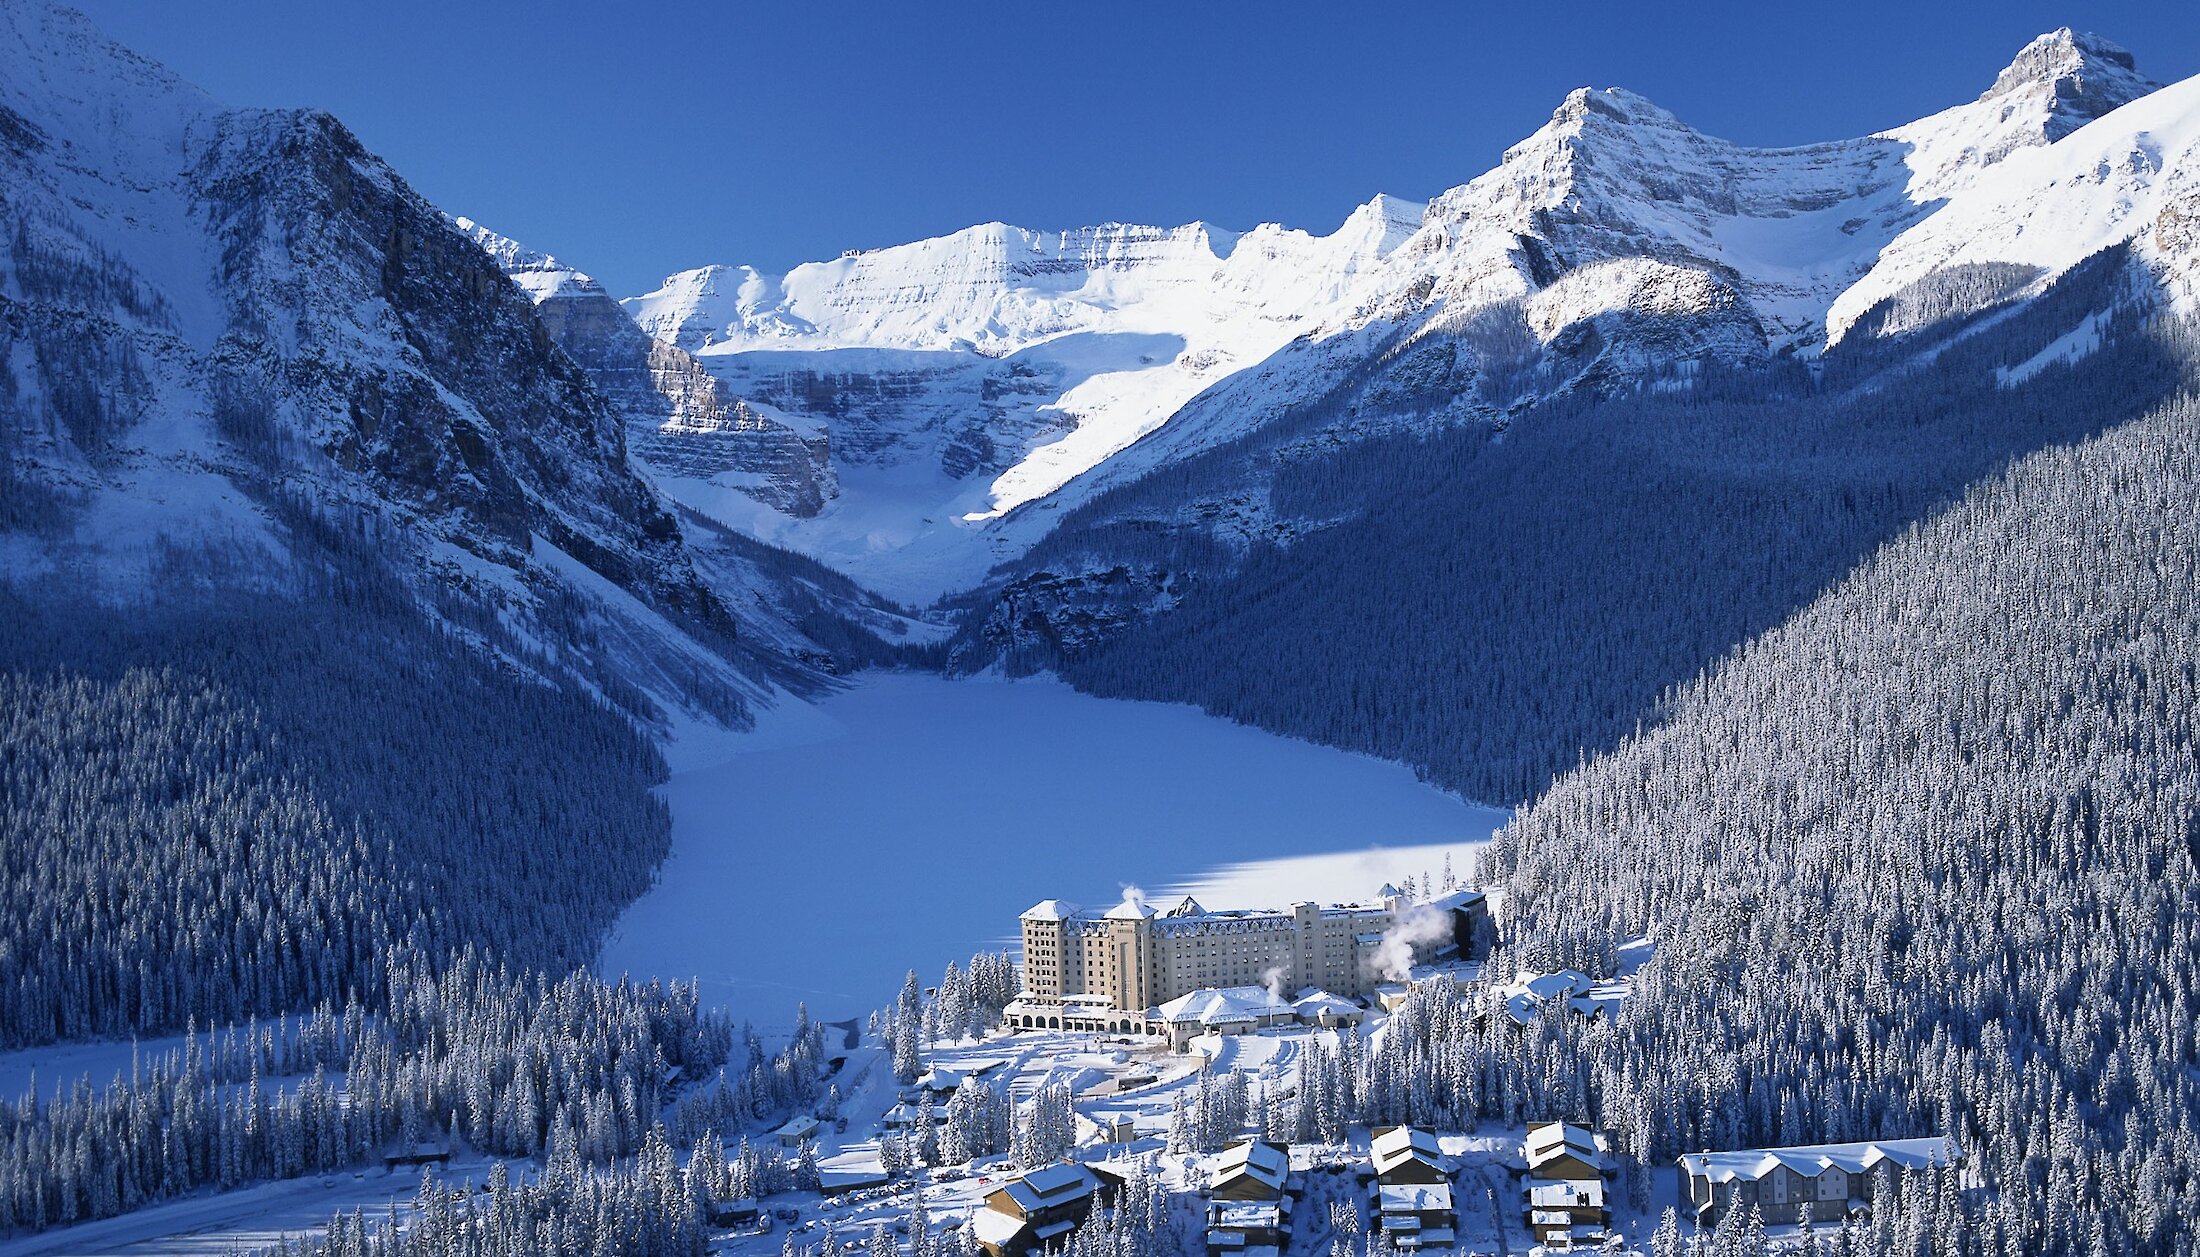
[1010, 886, 1485, 1033]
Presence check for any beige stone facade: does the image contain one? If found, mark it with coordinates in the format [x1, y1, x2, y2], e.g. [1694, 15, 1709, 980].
[1016, 887, 1482, 1015]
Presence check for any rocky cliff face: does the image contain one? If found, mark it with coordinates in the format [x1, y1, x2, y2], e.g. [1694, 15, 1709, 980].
[459, 220, 836, 518]
[0, 3, 780, 723]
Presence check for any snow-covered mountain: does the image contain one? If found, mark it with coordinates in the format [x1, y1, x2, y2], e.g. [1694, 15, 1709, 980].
[0, 3, 853, 725]
[457, 219, 836, 518]
[617, 29, 2181, 606]
[1104, 30, 2173, 479]
[622, 199, 1426, 602]
[1830, 67, 2200, 352]
[941, 28, 2200, 701]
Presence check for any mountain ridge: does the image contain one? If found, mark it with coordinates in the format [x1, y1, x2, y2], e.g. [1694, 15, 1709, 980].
[592, 27, 2182, 607]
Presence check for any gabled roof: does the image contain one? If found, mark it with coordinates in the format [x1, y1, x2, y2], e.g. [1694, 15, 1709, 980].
[972, 1208, 1030, 1248]
[1212, 1139, 1291, 1193]
[1371, 1126, 1449, 1177]
[1022, 899, 1078, 921]
[994, 1161, 1102, 1214]
[1291, 989, 1363, 1019]
[1523, 1122, 1610, 1171]
[1508, 970, 1593, 1000]
[1676, 1137, 1958, 1184]
[1158, 986, 1294, 1026]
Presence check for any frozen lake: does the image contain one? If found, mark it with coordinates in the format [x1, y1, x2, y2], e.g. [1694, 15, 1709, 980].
[599, 671, 1508, 1028]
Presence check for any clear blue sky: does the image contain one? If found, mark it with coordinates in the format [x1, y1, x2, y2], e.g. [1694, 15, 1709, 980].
[71, 1, 2200, 296]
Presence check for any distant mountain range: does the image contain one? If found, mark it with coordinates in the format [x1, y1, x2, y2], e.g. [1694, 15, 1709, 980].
[471, 28, 2188, 605]
[4, 7, 2197, 738]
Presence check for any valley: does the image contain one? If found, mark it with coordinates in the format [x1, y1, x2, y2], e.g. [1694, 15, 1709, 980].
[3, 6, 2199, 1257]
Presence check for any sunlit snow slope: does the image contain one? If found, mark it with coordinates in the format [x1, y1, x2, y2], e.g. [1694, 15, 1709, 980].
[623, 201, 1424, 602]
[614, 29, 2181, 607]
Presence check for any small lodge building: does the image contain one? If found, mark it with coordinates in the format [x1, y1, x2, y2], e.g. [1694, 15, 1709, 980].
[383, 1139, 454, 1171]
[973, 1161, 1120, 1257]
[772, 1115, 820, 1149]
[1367, 1128, 1456, 1250]
[1370, 1126, 1452, 1184]
[708, 1198, 761, 1228]
[1491, 971, 1631, 1028]
[1523, 1123, 1612, 1182]
[1526, 1178, 1608, 1249]
[1206, 1140, 1295, 1257]
[1212, 1139, 1293, 1200]
[1521, 1123, 1613, 1249]
[1290, 989, 1366, 1029]
[1677, 1137, 1959, 1227]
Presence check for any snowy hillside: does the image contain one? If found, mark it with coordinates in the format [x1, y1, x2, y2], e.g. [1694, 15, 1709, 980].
[1830, 70, 2200, 348]
[614, 29, 2177, 605]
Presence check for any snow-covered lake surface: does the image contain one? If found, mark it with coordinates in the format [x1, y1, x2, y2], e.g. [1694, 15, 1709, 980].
[600, 671, 1507, 1029]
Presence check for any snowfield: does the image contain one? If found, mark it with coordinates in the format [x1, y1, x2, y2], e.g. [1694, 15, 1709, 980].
[598, 672, 1507, 1028]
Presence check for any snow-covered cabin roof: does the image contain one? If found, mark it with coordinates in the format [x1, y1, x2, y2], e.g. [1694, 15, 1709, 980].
[994, 1161, 1103, 1214]
[1211, 1140, 1291, 1194]
[1676, 1137, 1958, 1184]
[1371, 1126, 1449, 1177]
[1377, 1182, 1453, 1213]
[1497, 971, 1630, 1026]
[1022, 899, 1078, 921]
[1158, 986, 1294, 1026]
[1509, 970, 1593, 1000]
[1523, 1122, 1610, 1171]
[971, 1208, 1030, 1248]
[1526, 1178, 1607, 1208]
[1208, 1201, 1285, 1228]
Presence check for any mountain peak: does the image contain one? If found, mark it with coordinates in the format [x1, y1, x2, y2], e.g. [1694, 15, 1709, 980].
[1981, 28, 2160, 137]
[1548, 85, 1685, 132]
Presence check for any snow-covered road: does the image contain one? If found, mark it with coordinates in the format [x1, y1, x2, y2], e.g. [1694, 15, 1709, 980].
[0, 1163, 460, 1257]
